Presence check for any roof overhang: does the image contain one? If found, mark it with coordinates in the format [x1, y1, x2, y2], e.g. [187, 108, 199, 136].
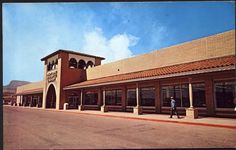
[41, 49, 105, 61]
[64, 65, 235, 90]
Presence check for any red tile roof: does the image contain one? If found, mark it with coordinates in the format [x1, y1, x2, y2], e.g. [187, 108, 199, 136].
[65, 55, 236, 89]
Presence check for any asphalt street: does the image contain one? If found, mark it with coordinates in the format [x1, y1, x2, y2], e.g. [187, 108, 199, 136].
[3, 106, 236, 149]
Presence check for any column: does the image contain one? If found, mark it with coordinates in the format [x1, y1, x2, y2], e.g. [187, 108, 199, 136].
[78, 89, 83, 111]
[136, 85, 139, 107]
[103, 90, 105, 105]
[189, 82, 193, 108]
[186, 78, 198, 119]
[133, 83, 142, 115]
[20, 96, 23, 106]
[101, 89, 108, 112]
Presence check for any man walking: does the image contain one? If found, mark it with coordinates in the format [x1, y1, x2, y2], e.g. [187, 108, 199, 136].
[170, 97, 180, 119]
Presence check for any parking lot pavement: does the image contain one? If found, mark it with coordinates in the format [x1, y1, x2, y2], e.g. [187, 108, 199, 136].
[3, 106, 236, 149]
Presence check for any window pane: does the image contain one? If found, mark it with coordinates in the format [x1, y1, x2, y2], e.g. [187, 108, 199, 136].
[192, 83, 206, 107]
[140, 87, 155, 106]
[105, 89, 122, 106]
[162, 84, 190, 107]
[105, 90, 113, 105]
[174, 85, 181, 107]
[116, 90, 122, 105]
[181, 84, 190, 107]
[215, 81, 236, 108]
[85, 91, 98, 105]
[161, 86, 174, 107]
[67, 94, 80, 108]
[127, 89, 136, 106]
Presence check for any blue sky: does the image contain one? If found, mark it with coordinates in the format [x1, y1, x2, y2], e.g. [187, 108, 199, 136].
[3, 2, 235, 85]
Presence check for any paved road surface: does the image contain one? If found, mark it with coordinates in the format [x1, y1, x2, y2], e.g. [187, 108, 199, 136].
[3, 106, 236, 149]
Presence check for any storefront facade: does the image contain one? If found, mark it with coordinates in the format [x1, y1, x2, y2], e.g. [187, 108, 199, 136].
[16, 29, 236, 117]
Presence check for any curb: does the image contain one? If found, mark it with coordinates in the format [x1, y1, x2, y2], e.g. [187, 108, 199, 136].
[72, 111, 236, 130]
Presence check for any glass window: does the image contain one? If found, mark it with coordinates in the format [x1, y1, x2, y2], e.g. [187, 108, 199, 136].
[161, 84, 190, 107]
[181, 84, 190, 107]
[161, 86, 174, 107]
[127, 89, 136, 106]
[105, 89, 122, 106]
[85, 91, 98, 105]
[32, 96, 38, 107]
[140, 87, 155, 106]
[174, 85, 181, 107]
[192, 83, 206, 107]
[215, 81, 236, 108]
[38, 96, 42, 107]
[68, 95, 80, 108]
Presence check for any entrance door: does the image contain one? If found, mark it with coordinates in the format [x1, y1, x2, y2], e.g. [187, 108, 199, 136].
[46, 84, 56, 108]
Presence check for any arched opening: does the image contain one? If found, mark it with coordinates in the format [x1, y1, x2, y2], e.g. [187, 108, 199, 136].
[69, 58, 77, 68]
[46, 84, 56, 108]
[78, 59, 86, 69]
[86, 61, 94, 68]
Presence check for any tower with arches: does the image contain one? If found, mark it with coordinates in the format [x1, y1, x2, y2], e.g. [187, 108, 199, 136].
[41, 49, 105, 109]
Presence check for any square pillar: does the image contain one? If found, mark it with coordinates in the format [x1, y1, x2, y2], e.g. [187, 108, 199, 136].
[63, 103, 69, 110]
[101, 90, 108, 112]
[186, 107, 198, 119]
[133, 83, 142, 115]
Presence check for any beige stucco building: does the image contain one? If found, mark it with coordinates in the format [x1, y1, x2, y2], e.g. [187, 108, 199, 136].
[16, 29, 236, 118]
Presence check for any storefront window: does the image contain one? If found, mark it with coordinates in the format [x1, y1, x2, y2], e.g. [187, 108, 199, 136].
[84, 91, 98, 105]
[68, 95, 80, 108]
[174, 86, 181, 107]
[127, 89, 136, 106]
[192, 83, 206, 107]
[38, 96, 42, 107]
[215, 81, 236, 108]
[140, 87, 155, 106]
[181, 84, 190, 107]
[105, 89, 122, 106]
[161, 84, 190, 107]
[161, 86, 174, 107]
[32, 96, 38, 107]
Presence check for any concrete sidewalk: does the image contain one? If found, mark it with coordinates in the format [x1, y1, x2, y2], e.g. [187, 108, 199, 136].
[62, 109, 236, 129]
[8, 105, 236, 129]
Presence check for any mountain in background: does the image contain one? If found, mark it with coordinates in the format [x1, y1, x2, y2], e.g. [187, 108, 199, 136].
[3, 80, 31, 93]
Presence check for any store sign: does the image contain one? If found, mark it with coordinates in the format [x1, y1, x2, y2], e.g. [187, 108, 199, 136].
[47, 71, 57, 82]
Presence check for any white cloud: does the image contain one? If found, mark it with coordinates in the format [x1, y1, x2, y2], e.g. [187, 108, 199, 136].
[82, 27, 139, 63]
